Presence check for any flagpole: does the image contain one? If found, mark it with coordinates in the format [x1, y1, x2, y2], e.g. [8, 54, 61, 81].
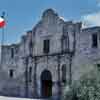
[1, 11, 5, 45]
[1, 25, 4, 46]
[0, 11, 5, 67]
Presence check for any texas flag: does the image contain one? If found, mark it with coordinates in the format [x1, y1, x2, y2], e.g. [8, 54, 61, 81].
[0, 16, 5, 28]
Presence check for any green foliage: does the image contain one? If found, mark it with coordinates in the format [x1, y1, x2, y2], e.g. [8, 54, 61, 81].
[63, 70, 100, 100]
[62, 84, 78, 100]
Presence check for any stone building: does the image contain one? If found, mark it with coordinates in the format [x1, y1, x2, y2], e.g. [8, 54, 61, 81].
[0, 9, 100, 99]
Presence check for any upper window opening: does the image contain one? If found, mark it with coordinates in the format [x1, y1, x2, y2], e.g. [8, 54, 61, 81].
[29, 67, 32, 82]
[11, 48, 14, 58]
[62, 64, 66, 84]
[97, 64, 100, 71]
[92, 34, 98, 48]
[9, 69, 14, 78]
[43, 39, 50, 53]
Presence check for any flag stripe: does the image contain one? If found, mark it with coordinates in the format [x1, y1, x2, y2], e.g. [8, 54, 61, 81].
[0, 17, 4, 22]
[0, 21, 5, 28]
[0, 17, 5, 28]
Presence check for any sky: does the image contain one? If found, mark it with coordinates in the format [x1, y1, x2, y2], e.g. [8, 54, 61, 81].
[0, 0, 100, 44]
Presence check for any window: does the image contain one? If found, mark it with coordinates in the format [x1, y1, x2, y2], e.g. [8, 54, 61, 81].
[29, 40, 33, 55]
[9, 69, 14, 78]
[61, 35, 69, 52]
[62, 64, 66, 84]
[97, 64, 100, 71]
[43, 39, 50, 53]
[29, 67, 32, 82]
[92, 34, 98, 48]
[11, 48, 14, 58]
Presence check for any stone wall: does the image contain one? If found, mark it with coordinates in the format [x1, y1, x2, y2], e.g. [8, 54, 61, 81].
[0, 8, 100, 99]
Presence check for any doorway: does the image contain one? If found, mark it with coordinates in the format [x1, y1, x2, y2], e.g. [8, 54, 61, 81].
[41, 70, 52, 98]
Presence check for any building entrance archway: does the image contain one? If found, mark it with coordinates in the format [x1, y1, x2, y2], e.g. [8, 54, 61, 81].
[41, 70, 52, 98]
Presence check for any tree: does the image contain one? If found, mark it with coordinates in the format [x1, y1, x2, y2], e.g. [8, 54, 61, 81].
[63, 69, 100, 100]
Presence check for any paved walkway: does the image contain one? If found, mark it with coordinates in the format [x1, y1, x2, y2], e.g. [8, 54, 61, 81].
[0, 96, 49, 100]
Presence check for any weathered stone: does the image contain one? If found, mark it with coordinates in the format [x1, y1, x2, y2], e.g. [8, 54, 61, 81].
[0, 9, 100, 99]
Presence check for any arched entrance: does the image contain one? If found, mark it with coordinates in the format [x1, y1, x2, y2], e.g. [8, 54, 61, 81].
[41, 70, 52, 98]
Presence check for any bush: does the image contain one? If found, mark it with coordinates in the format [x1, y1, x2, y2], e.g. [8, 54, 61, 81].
[63, 70, 100, 100]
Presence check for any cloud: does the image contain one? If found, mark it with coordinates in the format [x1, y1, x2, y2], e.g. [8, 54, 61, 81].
[96, 0, 100, 7]
[59, 16, 68, 21]
[81, 12, 100, 28]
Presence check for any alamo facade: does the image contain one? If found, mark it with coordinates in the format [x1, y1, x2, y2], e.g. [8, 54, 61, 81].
[0, 9, 100, 99]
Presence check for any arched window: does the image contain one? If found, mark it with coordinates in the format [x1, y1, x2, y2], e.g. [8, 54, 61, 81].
[62, 64, 66, 83]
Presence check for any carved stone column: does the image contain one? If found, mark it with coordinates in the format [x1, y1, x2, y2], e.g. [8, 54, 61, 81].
[57, 55, 62, 100]
[52, 81, 61, 100]
[33, 57, 38, 98]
